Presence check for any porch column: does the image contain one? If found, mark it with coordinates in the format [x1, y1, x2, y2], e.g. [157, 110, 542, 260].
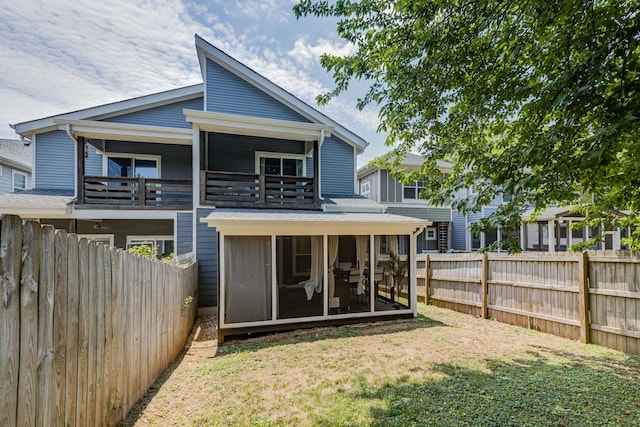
[520, 221, 527, 251]
[76, 136, 85, 202]
[567, 220, 573, 249]
[548, 220, 556, 252]
[613, 227, 621, 250]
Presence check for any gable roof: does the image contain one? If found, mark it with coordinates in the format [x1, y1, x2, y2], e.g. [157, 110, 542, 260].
[194, 35, 368, 153]
[0, 139, 32, 172]
[357, 152, 453, 177]
[11, 84, 203, 139]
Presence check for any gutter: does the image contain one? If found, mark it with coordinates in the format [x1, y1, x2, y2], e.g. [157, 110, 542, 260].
[318, 128, 324, 201]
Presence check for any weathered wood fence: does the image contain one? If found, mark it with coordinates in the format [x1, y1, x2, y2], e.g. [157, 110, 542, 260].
[417, 251, 640, 355]
[0, 216, 198, 427]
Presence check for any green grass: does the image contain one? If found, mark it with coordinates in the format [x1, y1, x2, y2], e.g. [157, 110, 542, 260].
[126, 305, 640, 426]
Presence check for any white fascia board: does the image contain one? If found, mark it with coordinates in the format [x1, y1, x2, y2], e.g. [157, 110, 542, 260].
[201, 218, 427, 236]
[72, 209, 187, 220]
[194, 35, 367, 151]
[13, 84, 203, 138]
[184, 109, 333, 142]
[0, 159, 31, 174]
[322, 204, 386, 214]
[0, 205, 72, 218]
[55, 119, 193, 145]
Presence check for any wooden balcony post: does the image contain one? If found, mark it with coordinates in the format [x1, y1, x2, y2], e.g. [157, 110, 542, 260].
[138, 177, 146, 206]
[76, 136, 85, 203]
[259, 175, 266, 205]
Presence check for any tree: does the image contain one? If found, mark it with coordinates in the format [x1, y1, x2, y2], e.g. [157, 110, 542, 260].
[294, 0, 640, 250]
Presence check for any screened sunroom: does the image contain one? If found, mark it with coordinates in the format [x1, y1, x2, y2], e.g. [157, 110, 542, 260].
[202, 209, 428, 342]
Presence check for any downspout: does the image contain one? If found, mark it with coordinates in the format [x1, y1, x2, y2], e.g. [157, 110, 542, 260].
[66, 123, 79, 199]
[318, 128, 324, 201]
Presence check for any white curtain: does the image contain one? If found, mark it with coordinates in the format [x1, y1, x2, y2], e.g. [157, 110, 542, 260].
[355, 235, 368, 295]
[224, 236, 272, 323]
[310, 236, 323, 294]
[389, 234, 399, 256]
[374, 235, 381, 267]
[328, 236, 339, 298]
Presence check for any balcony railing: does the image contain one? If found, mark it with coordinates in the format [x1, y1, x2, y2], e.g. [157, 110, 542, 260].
[79, 176, 192, 209]
[200, 171, 320, 210]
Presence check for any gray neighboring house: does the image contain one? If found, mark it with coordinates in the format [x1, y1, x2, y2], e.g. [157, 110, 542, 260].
[358, 153, 453, 253]
[0, 139, 32, 194]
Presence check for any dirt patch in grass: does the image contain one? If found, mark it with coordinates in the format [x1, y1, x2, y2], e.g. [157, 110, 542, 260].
[120, 305, 640, 426]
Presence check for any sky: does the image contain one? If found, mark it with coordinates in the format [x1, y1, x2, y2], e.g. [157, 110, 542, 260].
[0, 0, 388, 167]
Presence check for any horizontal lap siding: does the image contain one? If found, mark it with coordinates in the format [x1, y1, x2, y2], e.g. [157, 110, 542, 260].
[452, 211, 467, 250]
[0, 167, 14, 193]
[386, 206, 451, 223]
[208, 133, 305, 174]
[35, 131, 74, 190]
[85, 146, 102, 176]
[196, 208, 218, 307]
[103, 97, 203, 128]
[321, 136, 354, 195]
[176, 213, 193, 256]
[206, 58, 310, 122]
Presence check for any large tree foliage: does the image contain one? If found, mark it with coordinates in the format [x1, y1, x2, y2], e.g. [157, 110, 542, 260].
[294, 0, 640, 250]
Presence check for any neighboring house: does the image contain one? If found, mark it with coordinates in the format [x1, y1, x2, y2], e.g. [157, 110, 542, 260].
[520, 207, 628, 252]
[4, 35, 427, 340]
[0, 139, 32, 194]
[358, 153, 453, 253]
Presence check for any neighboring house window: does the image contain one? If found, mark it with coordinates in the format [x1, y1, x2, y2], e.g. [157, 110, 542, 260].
[106, 154, 160, 179]
[12, 171, 27, 192]
[360, 181, 370, 195]
[425, 227, 437, 241]
[292, 236, 311, 275]
[79, 234, 115, 246]
[471, 225, 481, 250]
[126, 236, 174, 257]
[380, 235, 389, 254]
[403, 180, 427, 200]
[255, 152, 305, 177]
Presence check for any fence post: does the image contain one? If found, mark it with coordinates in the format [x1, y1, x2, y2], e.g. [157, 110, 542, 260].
[481, 252, 489, 319]
[577, 251, 591, 343]
[424, 255, 430, 305]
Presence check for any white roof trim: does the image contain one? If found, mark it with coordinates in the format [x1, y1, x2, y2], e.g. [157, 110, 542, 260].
[194, 35, 367, 152]
[201, 211, 428, 235]
[12, 84, 203, 138]
[0, 203, 72, 218]
[55, 119, 193, 145]
[184, 109, 332, 142]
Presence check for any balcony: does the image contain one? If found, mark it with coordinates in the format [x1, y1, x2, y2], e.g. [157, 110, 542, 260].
[200, 171, 320, 210]
[78, 176, 192, 209]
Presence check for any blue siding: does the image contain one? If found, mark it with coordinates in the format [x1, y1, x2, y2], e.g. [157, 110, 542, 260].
[206, 58, 310, 122]
[35, 130, 74, 190]
[176, 212, 193, 256]
[321, 136, 354, 195]
[197, 208, 218, 307]
[103, 97, 203, 128]
[85, 146, 102, 176]
[451, 211, 467, 250]
[104, 141, 192, 180]
[208, 133, 305, 174]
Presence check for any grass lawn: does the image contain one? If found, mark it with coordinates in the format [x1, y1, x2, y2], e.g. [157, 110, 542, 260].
[122, 304, 640, 426]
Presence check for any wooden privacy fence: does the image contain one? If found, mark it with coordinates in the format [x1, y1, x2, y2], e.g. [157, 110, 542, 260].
[417, 251, 640, 356]
[0, 215, 198, 427]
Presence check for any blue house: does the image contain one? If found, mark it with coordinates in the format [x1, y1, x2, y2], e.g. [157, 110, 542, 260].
[6, 35, 426, 340]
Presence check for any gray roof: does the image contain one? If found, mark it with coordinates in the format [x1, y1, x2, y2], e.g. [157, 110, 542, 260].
[323, 194, 385, 212]
[0, 189, 74, 207]
[0, 139, 32, 171]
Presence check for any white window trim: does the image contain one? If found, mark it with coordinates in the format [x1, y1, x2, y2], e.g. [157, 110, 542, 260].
[425, 227, 437, 241]
[360, 181, 370, 195]
[401, 180, 427, 202]
[102, 152, 162, 178]
[126, 235, 174, 247]
[79, 234, 115, 246]
[254, 151, 307, 176]
[12, 170, 27, 192]
[292, 236, 311, 276]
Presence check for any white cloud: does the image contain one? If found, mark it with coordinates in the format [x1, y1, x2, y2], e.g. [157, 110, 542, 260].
[287, 37, 356, 68]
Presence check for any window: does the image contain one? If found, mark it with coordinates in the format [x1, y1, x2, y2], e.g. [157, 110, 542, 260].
[105, 154, 160, 178]
[126, 235, 174, 257]
[403, 180, 427, 200]
[425, 227, 437, 241]
[360, 181, 371, 195]
[12, 171, 27, 192]
[292, 236, 312, 275]
[79, 234, 115, 246]
[255, 152, 305, 177]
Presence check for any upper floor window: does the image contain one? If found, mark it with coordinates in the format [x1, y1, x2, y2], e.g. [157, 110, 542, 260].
[360, 181, 371, 195]
[256, 152, 305, 177]
[403, 180, 427, 200]
[12, 171, 27, 192]
[106, 154, 160, 179]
